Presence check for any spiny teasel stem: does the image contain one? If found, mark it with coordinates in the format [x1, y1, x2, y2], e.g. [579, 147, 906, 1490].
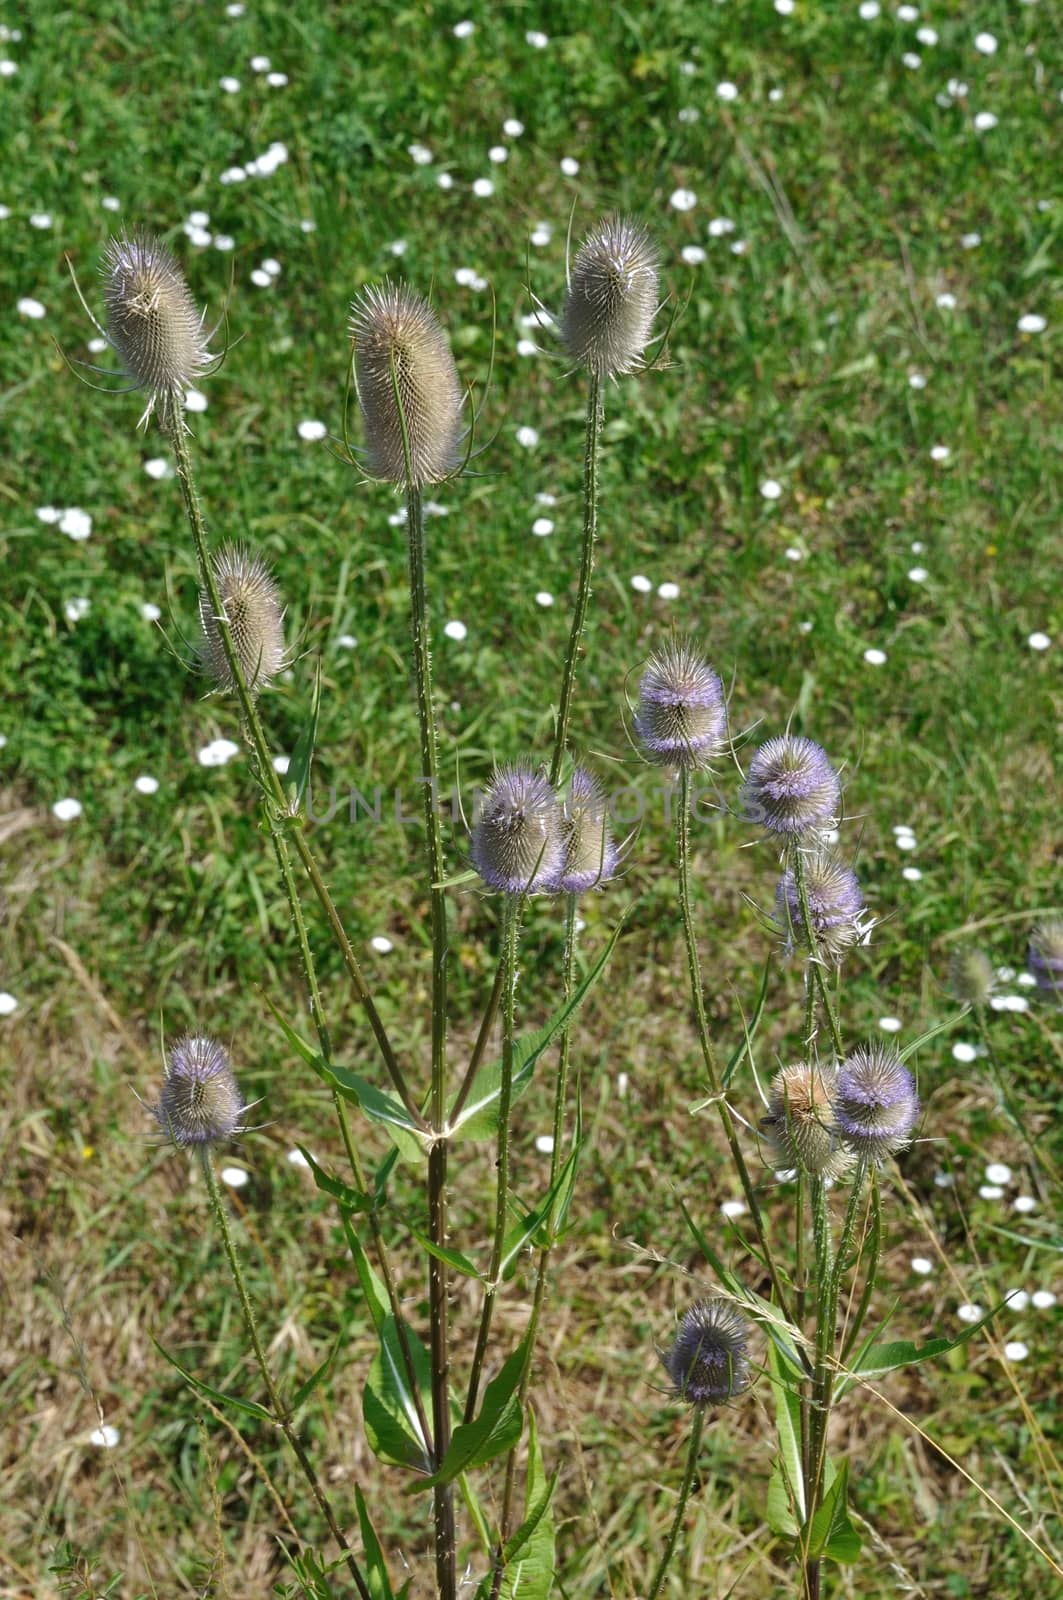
[805, 1165, 869, 1593]
[550, 374, 601, 785]
[402, 472, 453, 1600]
[169, 419, 429, 1468]
[496, 892, 578, 1551]
[464, 900, 520, 1428]
[645, 1404, 706, 1600]
[267, 821, 432, 1455]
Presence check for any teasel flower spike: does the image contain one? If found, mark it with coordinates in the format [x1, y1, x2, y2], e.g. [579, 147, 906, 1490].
[349, 279, 465, 487]
[75, 232, 222, 429]
[633, 636, 727, 770]
[740, 732, 841, 840]
[148, 1034, 256, 1149]
[555, 765, 619, 893]
[198, 543, 288, 698]
[471, 763, 564, 896]
[949, 946, 996, 1010]
[832, 1042, 920, 1165]
[760, 1061, 855, 1180]
[775, 848, 870, 965]
[561, 213, 661, 381]
[647, 1299, 752, 1600]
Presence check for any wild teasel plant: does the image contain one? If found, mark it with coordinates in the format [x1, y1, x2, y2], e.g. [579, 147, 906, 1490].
[83, 221, 665, 1600]
[74, 220, 1045, 1600]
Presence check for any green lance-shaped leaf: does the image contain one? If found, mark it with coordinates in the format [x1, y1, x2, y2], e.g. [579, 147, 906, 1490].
[408, 1339, 527, 1494]
[836, 1302, 1004, 1396]
[356, 1485, 402, 1600]
[803, 1460, 862, 1564]
[405, 1223, 484, 1281]
[764, 1343, 805, 1538]
[292, 1320, 350, 1413]
[722, 955, 772, 1089]
[320, 1065, 426, 1164]
[477, 1405, 558, 1600]
[363, 1313, 433, 1472]
[341, 1214, 390, 1331]
[153, 1339, 273, 1423]
[499, 1145, 581, 1282]
[299, 1144, 374, 1215]
[261, 994, 426, 1163]
[450, 918, 625, 1141]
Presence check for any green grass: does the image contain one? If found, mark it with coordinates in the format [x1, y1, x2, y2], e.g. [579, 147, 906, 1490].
[1, 1, 1061, 1596]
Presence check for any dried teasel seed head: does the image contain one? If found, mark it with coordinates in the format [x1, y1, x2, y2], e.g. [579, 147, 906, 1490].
[198, 544, 287, 696]
[760, 1062, 854, 1180]
[102, 231, 212, 426]
[833, 1043, 920, 1165]
[561, 214, 660, 379]
[349, 281, 464, 487]
[634, 639, 726, 769]
[471, 763, 564, 895]
[741, 735, 841, 837]
[556, 766, 619, 894]
[153, 1035, 247, 1147]
[660, 1299, 751, 1406]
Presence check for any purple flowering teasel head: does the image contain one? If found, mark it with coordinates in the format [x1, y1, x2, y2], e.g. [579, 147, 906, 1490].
[775, 850, 868, 964]
[1028, 917, 1063, 1003]
[741, 734, 841, 837]
[661, 1299, 751, 1406]
[832, 1043, 920, 1164]
[556, 766, 619, 894]
[153, 1035, 247, 1147]
[634, 639, 726, 769]
[471, 763, 564, 895]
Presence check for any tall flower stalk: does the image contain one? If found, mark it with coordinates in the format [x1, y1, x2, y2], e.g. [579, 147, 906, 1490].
[350, 280, 464, 1600]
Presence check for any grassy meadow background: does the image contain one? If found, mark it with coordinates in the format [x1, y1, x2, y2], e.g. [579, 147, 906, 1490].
[1, 0, 1061, 1595]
